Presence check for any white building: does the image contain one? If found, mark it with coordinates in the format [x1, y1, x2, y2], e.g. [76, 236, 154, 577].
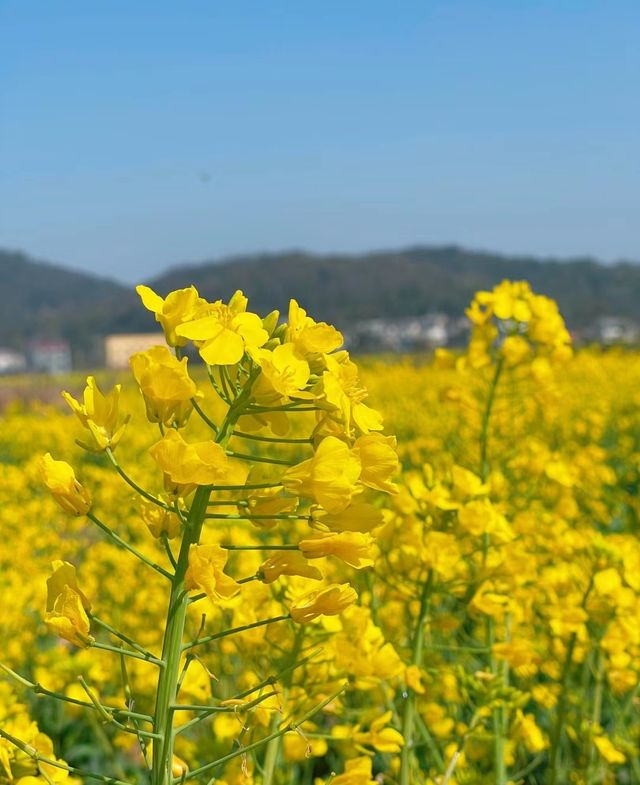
[28, 341, 72, 374]
[0, 348, 27, 375]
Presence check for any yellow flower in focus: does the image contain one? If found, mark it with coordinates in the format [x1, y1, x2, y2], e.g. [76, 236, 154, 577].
[316, 352, 383, 435]
[242, 490, 298, 530]
[283, 436, 361, 513]
[136, 284, 205, 346]
[175, 290, 268, 365]
[290, 583, 357, 623]
[130, 345, 199, 427]
[258, 551, 322, 583]
[62, 376, 130, 452]
[46, 560, 91, 613]
[140, 499, 182, 539]
[311, 502, 383, 533]
[299, 532, 375, 569]
[44, 564, 94, 649]
[251, 343, 311, 402]
[352, 433, 399, 494]
[39, 454, 91, 516]
[185, 544, 239, 601]
[149, 430, 246, 496]
[286, 299, 343, 357]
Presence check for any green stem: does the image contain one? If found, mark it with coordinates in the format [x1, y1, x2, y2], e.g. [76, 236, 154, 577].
[206, 365, 231, 404]
[151, 369, 261, 785]
[226, 450, 295, 466]
[262, 729, 280, 785]
[586, 649, 605, 785]
[0, 727, 133, 785]
[247, 404, 320, 413]
[207, 482, 283, 491]
[179, 684, 347, 782]
[191, 397, 219, 433]
[206, 514, 308, 521]
[262, 628, 305, 785]
[151, 486, 210, 785]
[87, 512, 172, 579]
[477, 358, 507, 784]
[90, 614, 160, 660]
[183, 615, 290, 651]
[480, 357, 504, 483]
[400, 571, 433, 785]
[548, 633, 578, 785]
[92, 641, 164, 666]
[220, 543, 299, 550]
[0, 663, 152, 722]
[232, 430, 312, 444]
[173, 690, 279, 736]
[105, 447, 171, 510]
[219, 365, 236, 401]
[548, 579, 593, 785]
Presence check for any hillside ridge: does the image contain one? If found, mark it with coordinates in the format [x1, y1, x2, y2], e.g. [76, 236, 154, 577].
[2, 245, 639, 362]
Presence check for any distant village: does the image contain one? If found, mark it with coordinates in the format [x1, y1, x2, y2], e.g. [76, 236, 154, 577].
[1, 314, 639, 375]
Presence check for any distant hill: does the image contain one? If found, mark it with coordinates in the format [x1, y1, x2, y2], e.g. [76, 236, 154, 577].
[0, 250, 132, 361]
[150, 247, 640, 329]
[2, 246, 640, 363]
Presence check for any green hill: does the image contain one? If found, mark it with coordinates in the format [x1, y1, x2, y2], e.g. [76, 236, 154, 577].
[150, 246, 640, 329]
[2, 246, 640, 364]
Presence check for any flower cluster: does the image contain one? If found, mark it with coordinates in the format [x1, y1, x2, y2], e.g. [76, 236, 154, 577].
[1, 280, 639, 785]
[1, 285, 401, 785]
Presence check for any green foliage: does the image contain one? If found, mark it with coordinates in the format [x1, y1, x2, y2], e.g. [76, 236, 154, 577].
[3, 246, 640, 363]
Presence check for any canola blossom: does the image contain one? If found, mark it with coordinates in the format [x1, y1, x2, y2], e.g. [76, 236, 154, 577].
[0, 279, 639, 785]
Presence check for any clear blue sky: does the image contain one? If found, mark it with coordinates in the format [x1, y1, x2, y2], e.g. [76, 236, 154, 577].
[1, 1, 639, 283]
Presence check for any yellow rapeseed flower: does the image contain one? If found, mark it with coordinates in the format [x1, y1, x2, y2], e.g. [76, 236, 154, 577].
[290, 583, 357, 623]
[44, 562, 93, 648]
[130, 345, 200, 427]
[283, 436, 361, 514]
[299, 532, 375, 569]
[185, 544, 239, 601]
[39, 454, 91, 516]
[149, 430, 246, 496]
[175, 290, 268, 365]
[136, 284, 205, 346]
[62, 376, 130, 452]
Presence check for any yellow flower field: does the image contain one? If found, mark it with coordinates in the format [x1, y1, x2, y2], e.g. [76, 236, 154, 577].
[1, 281, 639, 785]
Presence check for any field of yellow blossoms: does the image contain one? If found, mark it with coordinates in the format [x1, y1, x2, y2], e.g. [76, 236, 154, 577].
[1, 281, 639, 785]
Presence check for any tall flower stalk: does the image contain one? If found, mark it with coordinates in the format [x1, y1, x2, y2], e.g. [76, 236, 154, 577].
[0, 286, 399, 785]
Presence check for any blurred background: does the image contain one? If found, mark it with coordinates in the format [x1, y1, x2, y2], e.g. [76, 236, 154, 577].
[1, 0, 639, 373]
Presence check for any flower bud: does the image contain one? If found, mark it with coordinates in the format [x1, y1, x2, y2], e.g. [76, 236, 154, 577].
[40, 454, 91, 516]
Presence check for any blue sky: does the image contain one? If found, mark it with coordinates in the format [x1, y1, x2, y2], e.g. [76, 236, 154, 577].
[1, 1, 639, 282]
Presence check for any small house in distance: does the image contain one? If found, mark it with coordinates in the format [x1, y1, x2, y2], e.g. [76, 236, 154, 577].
[0, 348, 28, 375]
[28, 340, 72, 374]
[105, 333, 165, 370]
